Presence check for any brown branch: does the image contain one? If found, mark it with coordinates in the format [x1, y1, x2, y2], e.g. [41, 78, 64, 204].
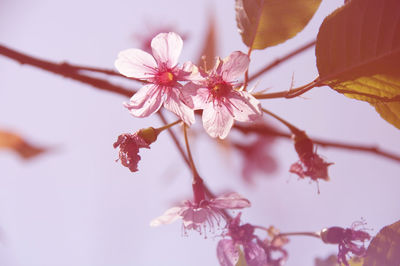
[0, 44, 135, 97]
[234, 123, 400, 163]
[248, 39, 316, 83]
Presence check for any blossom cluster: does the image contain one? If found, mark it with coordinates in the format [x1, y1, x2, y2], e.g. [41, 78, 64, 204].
[115, 32, 262, 139]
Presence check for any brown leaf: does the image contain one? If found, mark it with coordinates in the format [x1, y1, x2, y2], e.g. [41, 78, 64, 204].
[0, 130, 47, 159]
[316, 0, 400, 129]
[363, 220, 400, 266]
[235, 0, 321, 50]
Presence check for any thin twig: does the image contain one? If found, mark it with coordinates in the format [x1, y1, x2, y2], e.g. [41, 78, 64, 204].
[234, 123, 400, 163]
[248, 40, 316, 83]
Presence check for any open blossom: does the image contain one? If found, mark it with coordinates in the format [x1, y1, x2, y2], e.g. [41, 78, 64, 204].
[115, 32, 195, 125]
[217, 213, 267, 266]
[183, 51, 262, 139]
[321, 221, 371, 266]
[113, 127, 158, 172]
[150, 192, 251, 235]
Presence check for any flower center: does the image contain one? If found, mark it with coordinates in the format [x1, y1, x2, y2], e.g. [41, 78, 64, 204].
[211, 82, 231, 98]
[157, 71, 175, 85]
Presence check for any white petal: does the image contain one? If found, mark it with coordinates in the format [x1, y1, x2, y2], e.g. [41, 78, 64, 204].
[151, 32, 183, 68]
[124, 84, 164, 117]
[150, 206, 183, 227]
[228, 91, 262, 122]
[163, 87, 195, 125]
[202, 104, 234, 139]
[220, 51, 249, 82]
[115, 48, 157, 79]
[211, 192, 251, 209]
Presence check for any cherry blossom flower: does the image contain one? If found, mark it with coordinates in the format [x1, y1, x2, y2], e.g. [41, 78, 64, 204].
[217, 213, 268, 266]
[320, 221, 371, 266]
[150, 192, 251, 235]
[183, 51, 262, 139]
[113, 127, 158, 172]
[115, 32, 195, 125]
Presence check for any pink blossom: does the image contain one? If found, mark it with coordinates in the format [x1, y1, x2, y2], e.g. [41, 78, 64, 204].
[115, 32, 195, 125]
[183, 51, 262, 139]
[217, 213, 267, 266]
[113, 127, 157, 172]
[133, 25, 188, 53]
[321, 221, 371, 266]
[150, 193, 251, 235]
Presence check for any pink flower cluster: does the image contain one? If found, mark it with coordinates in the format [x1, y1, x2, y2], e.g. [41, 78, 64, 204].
[115, 32, 262, 139]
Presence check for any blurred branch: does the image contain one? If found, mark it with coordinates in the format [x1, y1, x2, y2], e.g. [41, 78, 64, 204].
[1, 44, 399, 164]
[248, 39, 316, 83]
[0, 44, 135, 97]
[234, 123, 400, 163]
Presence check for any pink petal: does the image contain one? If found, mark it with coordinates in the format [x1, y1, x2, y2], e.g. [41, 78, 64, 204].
[151, 32, 183, 68]
[115, 48, 157, 79]
[228, 91, 262, 122]
[211, 192, 251, 209]
[149, 206, 183, 227]
[124, 84, 163, 117]
[182, 83, 210, 110]
[220, 51, 250, 82]
[181, 61, 205, 83]
[243, 242, 268, 266]
[163, 87, 195, 125]
[217, 239, 239, 266]
[202, 104, 234, 139]
[181, 207, 210, 225]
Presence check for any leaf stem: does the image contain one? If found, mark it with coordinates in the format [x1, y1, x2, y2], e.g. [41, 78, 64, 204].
[253, 78, 319, 99]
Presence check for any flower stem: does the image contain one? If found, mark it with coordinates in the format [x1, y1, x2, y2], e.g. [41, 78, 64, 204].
[261, 108, 301, 135]
[277, 231, 321, 239]
[183, 124, 200, 182]
[155, 119, 182, 134]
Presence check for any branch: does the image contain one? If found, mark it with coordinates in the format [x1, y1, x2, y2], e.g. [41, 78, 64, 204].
[233, 123, 400, 163]
[0, 44, 135, 97]
[248, 39, 316, 83]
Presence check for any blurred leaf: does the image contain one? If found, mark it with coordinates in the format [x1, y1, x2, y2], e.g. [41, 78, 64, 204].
[235, 248, 248, 266]
[363, 220, 400, 266]
[235, 0, 321, 50]
[0, 130, 47, 159]
[197, 12, 217, 71]
[314, 254, 338, 266]
[315, 0, 400, 129]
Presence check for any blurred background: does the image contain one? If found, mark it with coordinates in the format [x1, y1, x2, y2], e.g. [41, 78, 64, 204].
[1, 0, 399, 265]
